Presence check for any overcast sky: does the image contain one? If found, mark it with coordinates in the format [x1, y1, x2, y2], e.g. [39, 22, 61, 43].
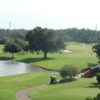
[0, 0, 100, 30]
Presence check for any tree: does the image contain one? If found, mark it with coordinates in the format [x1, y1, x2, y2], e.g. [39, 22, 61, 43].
[0, 36, 11, 44]
[3, 42, 21, 58]
[59, 65, 78, 80]
[92, 43, 100, 63]
[26, 27, 66, 58]
[15, 38, 28, 52]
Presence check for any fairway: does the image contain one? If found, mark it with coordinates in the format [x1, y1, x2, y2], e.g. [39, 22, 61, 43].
[16, 42, 98, 70]
[0, 72, 58, 100]
[0, 72, 99, 100]
[0, 42, 98, 71]
[0, 42, 99, 100]
[29, 78, 100, 100]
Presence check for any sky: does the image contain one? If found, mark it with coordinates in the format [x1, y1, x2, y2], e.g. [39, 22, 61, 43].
[0, 0, 100, 30]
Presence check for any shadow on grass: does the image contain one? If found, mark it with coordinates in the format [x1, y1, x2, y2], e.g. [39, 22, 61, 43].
[87, 82, 99, 89]
[0, 57, 13, 60]
[18, 57, 55, 63]
[87, 63, 97, 68]
[58, 78, 76, 84]
[49, 78, 76, 85]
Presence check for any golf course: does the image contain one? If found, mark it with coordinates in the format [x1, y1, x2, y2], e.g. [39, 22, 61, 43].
[0, 42, 99, 100]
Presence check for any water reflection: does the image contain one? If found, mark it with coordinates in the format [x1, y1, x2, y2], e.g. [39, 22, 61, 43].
[0, 61, 48, 76]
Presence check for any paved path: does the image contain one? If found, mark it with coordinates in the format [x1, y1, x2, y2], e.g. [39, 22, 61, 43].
[16, 84, 49, 100]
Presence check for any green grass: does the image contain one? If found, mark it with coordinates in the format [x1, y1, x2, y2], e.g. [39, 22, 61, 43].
[0, 42, 99, 100]
[0, 42, 98, 70]
[0, 72, 58, 100]
[29, 78, 100, 100]
[0, 72, 99, 100]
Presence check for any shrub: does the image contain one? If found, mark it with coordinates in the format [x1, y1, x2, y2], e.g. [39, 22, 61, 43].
[59, 65, 78, 80]
[97, 93, 100, 99]
[96, 73, 100, 84]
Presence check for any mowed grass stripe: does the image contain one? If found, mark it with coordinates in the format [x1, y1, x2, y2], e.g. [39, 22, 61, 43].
[29, 78, 99, 100]
[0, 72, 57, 100]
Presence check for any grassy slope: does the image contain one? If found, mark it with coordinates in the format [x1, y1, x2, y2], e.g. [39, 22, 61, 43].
[29, 78, 100, 100]
[0, 72, 58, 100]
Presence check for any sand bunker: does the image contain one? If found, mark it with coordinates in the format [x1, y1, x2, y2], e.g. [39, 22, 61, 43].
[63, 50, 72, 52]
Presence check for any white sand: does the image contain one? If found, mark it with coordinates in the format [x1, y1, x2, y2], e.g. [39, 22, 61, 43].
[63, 50, 72, 52]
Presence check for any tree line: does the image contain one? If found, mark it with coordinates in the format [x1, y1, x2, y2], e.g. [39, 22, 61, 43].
[55, 28, 99, 43]
[0, 29, 28, 44]
[2, 27, 100, 59]
[0, 28, 100, 44]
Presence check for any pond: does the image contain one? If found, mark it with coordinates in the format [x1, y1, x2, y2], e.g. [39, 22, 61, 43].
[0, 61, 54, 76]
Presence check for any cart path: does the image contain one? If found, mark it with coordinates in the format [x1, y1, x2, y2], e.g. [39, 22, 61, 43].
[16, 84, 49, 100]
[16, 72, 84, 100]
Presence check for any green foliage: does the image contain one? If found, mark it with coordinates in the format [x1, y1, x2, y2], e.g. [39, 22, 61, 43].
[59, 65, 78, 79]
[15, 38, 28, 52]
[92, 43, 100, 63]
[0, 36, 11, 44]
[59, 65, 68, 79]
[96, 73, 100, 83]
[0, 28, 100, 44]
[3, 42, 21, 58]
[0, 29, 28, 44]
[56, 28, 98, 43]
[26, 27, 65, 58]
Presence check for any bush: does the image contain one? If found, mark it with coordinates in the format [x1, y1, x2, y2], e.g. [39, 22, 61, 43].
[59, 66, 68, 79]
[59, 65, 78, 80]
[97, 93, 100, 99]
[96, 73, 100, 84]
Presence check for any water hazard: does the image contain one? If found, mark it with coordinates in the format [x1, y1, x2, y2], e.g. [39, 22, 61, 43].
[0, 61, 48, 76]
